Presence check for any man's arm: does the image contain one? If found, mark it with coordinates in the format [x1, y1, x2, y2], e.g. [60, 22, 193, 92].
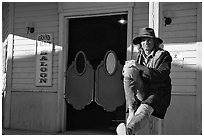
[135, 51, 172, 83]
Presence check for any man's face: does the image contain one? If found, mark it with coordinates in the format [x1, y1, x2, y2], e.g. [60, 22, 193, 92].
[141, 37, 154, 52]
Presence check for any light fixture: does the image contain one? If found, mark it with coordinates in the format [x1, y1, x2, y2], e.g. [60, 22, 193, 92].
[164, 17, 172, 26]
[118, 18, 127, 25]
[163, 10, 173, 26]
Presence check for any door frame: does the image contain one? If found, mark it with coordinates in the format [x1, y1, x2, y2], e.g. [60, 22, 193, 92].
[57, 4, 133, 131]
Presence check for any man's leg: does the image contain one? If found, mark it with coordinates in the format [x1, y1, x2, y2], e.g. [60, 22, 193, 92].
[116, 66, 142, 135]
[116, 104, 154, 135]
[122, 66, 140, 124]
[123, 77, 138, 124]
[127, 104, 154, 135]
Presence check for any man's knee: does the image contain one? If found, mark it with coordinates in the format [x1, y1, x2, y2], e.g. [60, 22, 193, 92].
[123, 67, 139, 80]
[123, 67, 136, 77]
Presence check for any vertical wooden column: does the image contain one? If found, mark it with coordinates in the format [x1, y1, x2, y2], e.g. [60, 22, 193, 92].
[127, 6, 134, 60]
[149, 2, 164, 135]
[56, 13, 66, 132]
[149, 2, 160, 34]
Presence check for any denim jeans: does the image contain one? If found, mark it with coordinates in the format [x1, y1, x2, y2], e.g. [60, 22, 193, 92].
[123, 65, 154, 134]
[123, 66, 143, 111]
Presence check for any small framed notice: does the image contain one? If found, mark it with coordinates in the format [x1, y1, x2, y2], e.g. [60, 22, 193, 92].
[35, 34, 53, 86]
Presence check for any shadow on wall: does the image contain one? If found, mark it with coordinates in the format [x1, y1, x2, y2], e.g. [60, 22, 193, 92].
[2, 33, 61, 131]
[162, 42, 202, 135]
[2, 32, 202, 134]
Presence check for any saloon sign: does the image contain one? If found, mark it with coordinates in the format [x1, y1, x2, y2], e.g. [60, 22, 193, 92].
[36, 34, 53, 86]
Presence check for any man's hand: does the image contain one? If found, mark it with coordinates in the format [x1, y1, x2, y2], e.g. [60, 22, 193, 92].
[124, 60, 137, 68]
[124, 60, 148, 71]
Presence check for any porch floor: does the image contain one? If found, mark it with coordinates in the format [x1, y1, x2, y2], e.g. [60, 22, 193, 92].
[2, 127, 117, 135]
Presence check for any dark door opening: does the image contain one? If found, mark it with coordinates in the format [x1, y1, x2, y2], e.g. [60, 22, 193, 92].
[65, 13, 127, 131]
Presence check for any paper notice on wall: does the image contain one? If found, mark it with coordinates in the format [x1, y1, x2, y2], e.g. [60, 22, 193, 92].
[35, 34, 53, 86]
[170, 51, 184, 68]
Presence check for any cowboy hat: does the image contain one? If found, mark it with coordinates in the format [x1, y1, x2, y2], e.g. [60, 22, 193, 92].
[133, 27, 163, 45]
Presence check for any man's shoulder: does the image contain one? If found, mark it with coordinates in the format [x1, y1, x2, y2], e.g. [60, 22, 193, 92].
[154, 48, 171, 60]
[157, 48, 168, 52]
[156, 48, 171, 55]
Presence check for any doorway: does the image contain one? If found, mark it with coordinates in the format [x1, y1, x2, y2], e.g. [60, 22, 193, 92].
[65, 13, 127, 130]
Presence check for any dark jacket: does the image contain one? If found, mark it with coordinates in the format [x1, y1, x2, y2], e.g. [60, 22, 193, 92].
[136, 48, 172, 119]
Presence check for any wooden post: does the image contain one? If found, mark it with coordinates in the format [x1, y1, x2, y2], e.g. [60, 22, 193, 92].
[149, 2, 164, 135]
[56, 13, 66, 132]
[149, 2, 160, 35]
[127, 6, 133, 60]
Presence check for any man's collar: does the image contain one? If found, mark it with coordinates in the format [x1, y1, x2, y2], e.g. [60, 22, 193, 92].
[141, 49, 155, 59]
[148, 50, 155, 57]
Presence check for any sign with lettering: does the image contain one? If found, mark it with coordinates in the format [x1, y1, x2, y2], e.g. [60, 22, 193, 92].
[36, 34, 53, 86]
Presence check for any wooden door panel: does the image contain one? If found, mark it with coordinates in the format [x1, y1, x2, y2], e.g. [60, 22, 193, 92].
[95, 51, 125, 112]
[66, 53, 94, 110]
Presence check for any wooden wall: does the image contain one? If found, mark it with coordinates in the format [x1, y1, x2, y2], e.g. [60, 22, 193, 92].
[2, 3, 9, 42]
[9, 2, 59, 131]
[161, 2, 198, 43]
[133, 2, 149, 38]
[164, 42, 201, 134]
[161, 2, 202, 135]
[12, 2, 59, 91]
[59, 2, 132, 13]
[2, 2, 9, 86]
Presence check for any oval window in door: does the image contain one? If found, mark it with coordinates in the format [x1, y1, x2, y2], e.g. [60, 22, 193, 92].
[104, 50, 117, 75]
[75, 51, 86, 75]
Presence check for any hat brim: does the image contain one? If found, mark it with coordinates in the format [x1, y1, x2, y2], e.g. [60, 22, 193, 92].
[133, 36, 163, 45]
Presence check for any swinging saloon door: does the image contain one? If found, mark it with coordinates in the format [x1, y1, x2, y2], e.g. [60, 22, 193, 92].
[65, 13, 127, 130]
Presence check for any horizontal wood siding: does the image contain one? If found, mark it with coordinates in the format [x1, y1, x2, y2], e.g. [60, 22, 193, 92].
[2, 2, 9, 76]
[133, 2, 149, 38]
[161, 2, 198, 43]
[2, 2, 9, 42]
[161, 3, 202, 134]
[10, 92, 58, 131]
[164, 42, 200, 134]
[164, 43, 197, 94]
[164, 95, 197, 134]
[61, 2, 132, 13]
[12, 2, 59, 91]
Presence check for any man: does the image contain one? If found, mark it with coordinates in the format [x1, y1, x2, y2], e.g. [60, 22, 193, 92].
[116, 27, 172, 135]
